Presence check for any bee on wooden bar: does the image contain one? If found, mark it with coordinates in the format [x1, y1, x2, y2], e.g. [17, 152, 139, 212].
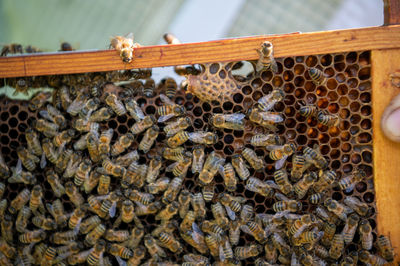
[256, 41, 278, 73]
[110, 33, 140, 63]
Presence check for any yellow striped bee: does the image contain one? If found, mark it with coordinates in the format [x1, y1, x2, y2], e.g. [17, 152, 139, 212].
[125, 98, 145, 122]
[135, 201, 162, 216]
[65, 181, 85, 207]
[317, 110, 339, 127]
[25, 128, 43, 156]
[29, 91, 52, 111]
[105, 93, 127, 116]
[219, 163, 237, 192]
[328, 234, 344, 260]
[257, 88, 285, 112]
[74, 158, 91, 187]
[256, 41, 278, 73]
[8, 160, 36, 185]
[166, 154, 192, 178]
[293, 171, 317, 199]
[17, 147, 40, 172]
[143, 78, 155, 97]
[248, 108, 284, 132]
[359, 219, 373, 250]
[299, 102, 318, 118]
[219, 237, 234, 262]
[89, 107, 114, 122]
[115, 150, 139, 167]
[308, 67, 326, 85]
[111, 133, 135, 156]
[204, 233, 220, 258]
[290, 154, 310, 181]
[158, 232, 183, 253]
[191, 193, 207, 220]
[87, 239, 106, 265]
[342, 213, 359, 245]
[377, 235, 394, 262]
[164, 117, 191, 137]
[157, 94, 186, 123]
[219, 193, 245, 220]
[359, 250, 387, 266]
[46, 169, 65, 198]
[73, 118, 99, 133]
[85, 224, 106, 247]
[163, 77, 178, 99]
[15, 206, 31, 233]
[269, 143, 296, 170]
[242, 147, 264, 171]
[0, 238, 16, 259]
[211, 113, 246, 130]
[273, 193, 302, 212]
[67, 92, 89, 116]
[202, 183, 215, 202]
[107, 243, 133, 259]
[29, 185, 45, 214]
[110, 33, 139, 63]
[0, 153, 9, 178]
[146, 176, 170, 194]
[19, 229, 47, 244]
[188, 131, 218, 145]
[343, 196, 370, 217]
[273, 169, 293, 196]
[102, 157, 126, 177]
[231, 154, 250, 181]
[178, 190, 192, 219]
[242, 221, 267, 244]
[130, 115, 156, 135]
[313, 169, 337, 193]
[289, 214, 315, 238]
[211, 202, 229, 230]
[337, 168, 366, 193]
[198, 151, 225, 185]
[145, 156, 162, 183]
[127, 246, 146, 266]
[139, 125, 159, 153]
[250, 133, 280, 147]
[235, 244, 262, 260]
[191, 145, 205, 174]
[245, 177, 275, 197]
[9, 188, 30, 214]
[98, 128, 113, 156]
[144, 234, 167, 259]
[324, 198, 352, 221]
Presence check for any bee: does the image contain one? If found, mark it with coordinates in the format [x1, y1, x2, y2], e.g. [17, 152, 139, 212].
[218, 163, 237, 192]
[325, 198, 352, 221]
[29, 185, 45, 214]
[0, 153, 9, 179]
[0, 251, 12, 266]
[144, 235, 167, 260]
[293, 171, 317, 199]
[41, 104, 67, 129]
[303, 144, 328, 169]
[122, 161, 146, 188]
[126, 189, 154, 205]
[39, 246, 57, 265]
[57, 86, 72, 111]
[56, 242, 82, 260]
[313, 170, 337, 193]
[166, 154, 192, 178]
[74, 158, 91, 187]
[157, 94, 186, 122]
[100, 190, 121, 218]
[68, 249, 92, 265]
[248, 108, 284, 131]
[65, 181, 85, 207]
[73, 118, 99, 132]
[245, 177, 275, 197]
[204, 234, 220, 258]
[139, 125, 159, 152]
[257, 88, 285, 112]
[15, 206, 31, 233]
[211, 113, 245, 130]
[255, 258, 272, 266]
[190, 145, 205, 174]
[289, 214, 315, 238]
[130, 115, 156, 135]
[116, 200, 137, 225]
[53, 128, 76, 147]
[231, 154, 250, 181]
[17, 147, 39, 171]
[273, 169, 293, 195]
[250, 133, 280, 147]
[54, 148, 73, 173]
[102, 157, 126, 177]
[202, 183, 215, 202]
[8, 160, 36, 185]
[29, 91, 52, 111]
[84, 223, 106, 247]
[337, 169, 366, 193]
[127, 245, 146, 266]
[256, 41, 278, 73]
[87, 239, 106, 265]
[151, 220, 177, 239]
[32, 215, 57, 230]
[82, 169, 99, 194]
[42, 138, 60, 165]
[159, 77, 177, 99]
[183, 253, 209, 264]
[9, 188, 30, 214]
[46, 199, 68, 227]
[199, 151, 225, 185]
[79, 97, 100, 118]
[25, 128, 43, 156]
[308, 67, 326, 85]
[69, 204, 87, 232]
[211, 202, 229, 229]
[158, 232, 183, 253]
[188, 131, 218, 145]
[98, 128, 114, 156]
[359, 219, 373, 250]
[290, 154, 310, 181]
[228, 220, 240, 246]
[143, 78, 155, 97]
[263, 239, 278, 264]
[34, 119, 59, 138]
[167, 131, 189, 148]
[359, 250, 387, 266]
[66, 92, 89, 116]
[115, 150, 139, 167]
[110, 33, 139, 63]
[107, 243, 133, 259]
[219, 193, 245, 220]
[135, 201, 162, 216]
[145, 156, 162, 183]
[180, 228, 208, 255]
[328, 234, 344, 260]
[177, 190, 191, 219]
[147, 176, 170, 194]
[104, 93, 127, 116]
[320, 222, 337, 247]
[0, 238, 16, 259]
[314, 244, 329, 259]
[80, 215, 101, 235]
[89, 107, 114, 122]
[240, 204, 255, 225]
[191, 193, 207, 220]
[201, 220, 224, 239]
[241, 147, 264, 171]
[125, 98, 145, 122]
[63, 152, 82, 178]
[269, 143, 296, 170]
[235, 244, 262, 260]
[343, 196, 370, 217]
[317, 110, 339, 127]
[19, 229, 47, 244]
[50, 230, 78, 245]
[162, 146, 185, 161]
[180, 211, 196, 232]
[0, 199, 6, 217]
[273, 197, 302, 213]
[164, 117, 191, 138]
[299, 102, 318, 118]
[242, 221, 267, 244]
[111, 133, 135, 156]
[377, 235, 394, 262]
[1, 43, 23, 56]
[342, 213, 360, 245]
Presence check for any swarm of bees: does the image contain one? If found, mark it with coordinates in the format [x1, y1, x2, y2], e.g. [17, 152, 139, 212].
[0, 40, 392, 265]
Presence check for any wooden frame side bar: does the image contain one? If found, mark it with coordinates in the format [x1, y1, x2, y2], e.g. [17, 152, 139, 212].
[1, 25, 400, 78]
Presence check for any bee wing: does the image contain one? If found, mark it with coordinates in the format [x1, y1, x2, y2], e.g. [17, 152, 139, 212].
[16, 159, 22, 175]
[158, 114, 174, 123]
[265, 145, 281, 151]
[115, 256, 127, 266]
[264, 224, 277, 238]
[109, 202, 117, 218]
[188, 132, 202, 142]
[39, 110, 54, 123]
[217, 164, 225, 177]
[160, 94, 175, 106]
[273, 210, 290, 219]
[219, 244, 225, 262]
[275, 192, 289, 201]
[275, 155, 288, 170]
[40, 153, 47, 169]
[240, 224, 252, 235]
[224, 206, 236, 220]
[260, 112, 284, 123]
[192, 222, 203, 236]
[293, 224, 308, 238]
[165, 161, 179, 172]
[225, 113, 245, 123]
[135, 106, 145, 121]
[232, 196, 246, 203]
[66, 99, 84, 114]
[265, 180, 279, 190]
[73, 219, 82, 235]
[344, 183, 356, 193]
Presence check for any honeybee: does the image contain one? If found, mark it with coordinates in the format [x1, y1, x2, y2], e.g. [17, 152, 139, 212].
[162, 118, 190, 138]
[9, 188, 30, 214]
[142, 157, 161, 184]
[83, 169, 99, 194]
[54, 148, 73, 173]
[308, 67, 326, 85]
[241, 147, 264, 171]
[0, 153, 9, 178]
[188, 131, 218, 145]
[343, 196, 370, 217]
[320, 222, 336, 247]
[79, 97, 100, 119]
[126, 245, 146, 266]
[122, 227, 144, 250]
[98, 128, 113, 156]
[0, 238, 15, 259]
[151, 220, 177, 239]
[68, 249, 91, 265]
[324, 198, 352, 221]
[190, 145, 204, 174]
[273, 194, 302, 212]
[211, 202, 229, 229]
[146, 176, 170, 194]
[230, 154, 249, 181]
[273, 169, 293, 195]
[107, 243, 133, 259]
[269, 143, 296, 170]
[176, 190, 191, 219]
[270, 233, 290, 258]
[110, 33, 139, 63]
[25, 128, 43, 156]
[125, 98, 145, 122]
[210, 113, 245, 130]
[219, 193, 245, 220]
[30, 185, 45, 214]
[250, 133, 280, 147]
[180, 211, 196, 232]
[74, 158, 91, 187]
[359, 250, 387, 266]
[328, 234, 344, 260]
[66, 92, 88, 116]
[289, 214, 315, 238]
[293, 171, 317, 199]
[0, 250, 12, 265]
[181, 228, 209, 255]
[63, 152, 82, 178]
[358, 219, 373, 250]
[57, 86, 72, 111]
[228, 220, 240, 246]
[69, 204, 87, 232]
[84, 223, 106, 247]
[1, 43, 23, 56]
[303, 144, 328, 169]
[50, 229, 78, 245]
[8, 160, 36, 185]
[135, 201, 162, 216]
[158, 232, 183, 253]
[317, 110, 339, 127]
[241, 221, 267, 244]
[19, 229, 47, 244]
[342, 213, 359, 245]
[111, 133, 134, 156]
[191, 193, 207, 220]
[313, 170, 337, 193]
[46, 199, 68, 227]
[139, 125, 159, 152]
[56, 242, 82, 261]
[15, 206, 31, 233]
[377, 235, 394, 262]
[198, 151, 225, 185]
[140, 78, 154, 98]
[235, 244, 262, 260]
[217, 163, 236, 192]
[130, 115, 156, 135]
[183, 253, 209, 264]
[87, 239, 106, 265]
[258, 88, 285, 112]
[126, 189, 154, 205]
[337, 169, 366, 193]
[102, 157, 126, 177]
[201, 220, 224, 239]
[166, 154, 192, 178]
[115, 150, 139, 167]
[240, 204, 254, 224]
[245, 177, 275, 197]
[104, 93, 127, 116]
[89, 107, 114, 122]
[314, 244, 329, 260]
[101, 190, 121, 218]
[73, 118, 99, 133]
[65, 181, 85, 207]
[122, 161, 146, 187]
[34, 119, 59, 138]
[167, 131, 189, 148]
[157, 94, 186, 122]
[256, 41, 278, 73]
[290, 154, 310, 181]
[201, 183, 214, 202]
[248, 108, 283, 131]
[29, 91, 52, 111]
[299, 102, 318, 118]
[0, 198, 5, 216]
[144, 234, 167, 259]
[42, 104, 67, 129]
[162, 146, 185, 161]
[17, 147, 40, 171]
[204, 233, 219, 258]
[78, 215, 101, 235]
[32, 215, 57, 231]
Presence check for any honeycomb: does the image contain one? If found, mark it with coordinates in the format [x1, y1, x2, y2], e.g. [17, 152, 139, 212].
[0, 50, 375, 264]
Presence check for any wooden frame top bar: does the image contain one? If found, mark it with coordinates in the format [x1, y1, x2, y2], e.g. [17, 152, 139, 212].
[1, 25, 400, 78]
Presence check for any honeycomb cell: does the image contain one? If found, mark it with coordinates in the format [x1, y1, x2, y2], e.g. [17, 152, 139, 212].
[327, 79, 338, 90]
[358, 67, 371, 80]
[360, 119, 371, 130]
[283, 70, 294, 81]
[233, 93, 243, 103]
[0, 124, 8, 133]
[336, 73, 346, 83]
[361, 105, 372, 116]
[317, 98, 328, 109]
[362, 150, 372, 163]
[321, 54, 332, 66]
[261, 71, 273, 82]
[294, 76, 305, 87]
[304, 81, 315, 92]
[347, 78, 359, 88]
[242, 85, 252, 95]
[359, 81, 371, 91]
[316, 86, 327, 97]
[338, 97, 349, 107]
[0, 112, 9, 121]
[272, 76, 283, 87]
[284, 58, 294, 68]
[294, 64, 305, 75]
[209, 63, 220, 74]
[325, 67, 335, 78]
[346, 52, 358, 64]
[345, 65, 359, 77]
[8, 117, 18, 128]
[358, 132, 372, 144]
[359, 51, 371, 66]
[252, 91, 263, 102]
[261, 83, 273, 94]
[251, 78, 262, 89]
[305, 55, 317, 67]
[350, 102, 361, 112]
[334, 62, 346, 72]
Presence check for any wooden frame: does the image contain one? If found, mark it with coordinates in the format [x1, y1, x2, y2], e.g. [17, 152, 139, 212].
[1, 8, 400, 262]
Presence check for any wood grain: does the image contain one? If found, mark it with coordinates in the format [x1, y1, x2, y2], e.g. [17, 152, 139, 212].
[372, 48, 400, 263]
[384, 0, 400, 25]
[1, 25, 400, 78]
